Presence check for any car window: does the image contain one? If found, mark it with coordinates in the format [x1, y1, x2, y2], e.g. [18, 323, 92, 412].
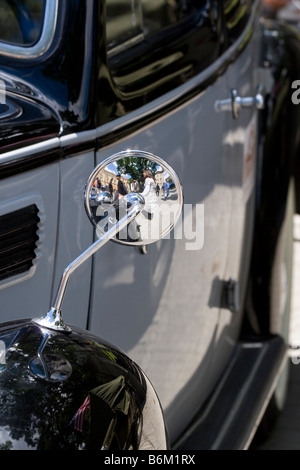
[0, 0, 46, 46]
[100, 0, 254, 126]
[224, 0, 253, 44]
[102, 1, 223, 124]
[106, 0, 193, 56]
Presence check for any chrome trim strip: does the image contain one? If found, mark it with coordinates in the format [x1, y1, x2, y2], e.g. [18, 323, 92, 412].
[60, 129, 97, 147]
[0, 0, 260, 165]
[0, 138, 60, 163]
[0, 130, 98, 164]
[0, 0, 59, 59]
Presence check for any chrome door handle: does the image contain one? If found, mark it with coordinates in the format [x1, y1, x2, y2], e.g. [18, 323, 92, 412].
[215, 88, 265, 118]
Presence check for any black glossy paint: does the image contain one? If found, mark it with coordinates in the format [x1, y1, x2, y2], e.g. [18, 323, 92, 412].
[0, 1, 255, 158]
[0, 0, 99, 155]
[0, 320, 148, 450]
[243, 22, 300, 336]
[0, 92, 59, 154]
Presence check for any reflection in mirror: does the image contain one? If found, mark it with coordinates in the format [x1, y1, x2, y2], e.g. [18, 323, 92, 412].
[85, 150, 183, 246]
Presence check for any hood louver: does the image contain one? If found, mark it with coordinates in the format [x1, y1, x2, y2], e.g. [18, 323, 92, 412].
[0, 205, 40, 281]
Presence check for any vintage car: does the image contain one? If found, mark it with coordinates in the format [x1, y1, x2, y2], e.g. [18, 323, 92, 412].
[0, 0, 299, 451]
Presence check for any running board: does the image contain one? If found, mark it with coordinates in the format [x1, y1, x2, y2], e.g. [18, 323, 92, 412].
[174, 336, 287, 450]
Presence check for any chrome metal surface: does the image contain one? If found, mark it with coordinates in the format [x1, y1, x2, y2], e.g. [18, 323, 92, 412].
[85, 150, 183, 246]
[33, 201, 142, 332]
[215, 88, 265, 118]
[33, 307, 72, 333]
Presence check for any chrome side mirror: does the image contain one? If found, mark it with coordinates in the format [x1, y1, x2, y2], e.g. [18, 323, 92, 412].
[33, 150, 183, 332]
[84, 150, 183, 246]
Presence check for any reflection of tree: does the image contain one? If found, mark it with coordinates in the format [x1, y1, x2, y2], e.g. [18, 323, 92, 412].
[116, 157, 158, 186]
[0, 440, 13, 450]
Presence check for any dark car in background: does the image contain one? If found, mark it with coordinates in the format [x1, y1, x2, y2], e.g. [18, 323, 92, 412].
[0, 0, 300, 450]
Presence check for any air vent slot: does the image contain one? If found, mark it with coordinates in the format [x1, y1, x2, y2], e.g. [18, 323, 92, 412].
[0, 205, 40, 281]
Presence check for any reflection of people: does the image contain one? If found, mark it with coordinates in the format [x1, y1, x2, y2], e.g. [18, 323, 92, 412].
[93, 177, 101, 189]
[116, 174, 128, 199]
[163, 181, 170, 200]
[140, 169, 157, 220]
[108, 178, 113, 195]
[131, 180, 139, 192]
[113, 175, 140, 242]
[156, 184, 160, 196]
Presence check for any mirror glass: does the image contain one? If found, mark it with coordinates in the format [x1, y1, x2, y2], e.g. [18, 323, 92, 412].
[84, 150, 183, 246]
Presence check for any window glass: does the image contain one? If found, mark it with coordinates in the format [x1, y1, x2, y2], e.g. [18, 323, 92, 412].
[0, 0, 46, 46]
[103, 0, 222, 124]
[102, 0, 255, 126]
[106, 0, 194, 55]
[223, 0, 252, 43]
[142, 0, 192, 35]
[106, 0, 143, 54]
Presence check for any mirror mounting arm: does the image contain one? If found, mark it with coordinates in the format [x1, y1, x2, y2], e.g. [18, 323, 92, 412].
[32, 201, 143, 333]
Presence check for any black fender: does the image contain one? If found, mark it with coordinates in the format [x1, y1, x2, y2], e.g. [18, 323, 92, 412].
[0, 319, 168, 450]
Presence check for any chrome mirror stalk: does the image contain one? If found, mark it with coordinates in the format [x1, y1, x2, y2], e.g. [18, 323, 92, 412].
[33, 197, 144, 332]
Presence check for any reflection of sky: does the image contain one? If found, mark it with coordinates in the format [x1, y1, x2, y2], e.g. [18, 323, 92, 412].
[107, 162, 118, 174]
[106, 162, 130, 179]
[0, 428, 35, 450]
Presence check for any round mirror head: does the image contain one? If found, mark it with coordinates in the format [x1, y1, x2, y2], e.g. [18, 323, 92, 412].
[84, 150, 183, 246]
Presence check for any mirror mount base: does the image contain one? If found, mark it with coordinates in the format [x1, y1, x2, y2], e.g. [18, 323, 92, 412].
[33, 307, 72, 333]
